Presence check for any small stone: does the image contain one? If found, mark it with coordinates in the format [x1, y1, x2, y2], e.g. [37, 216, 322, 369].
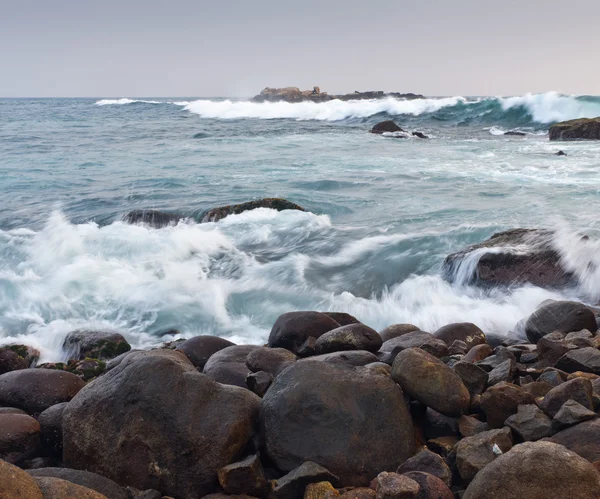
[504, 404, 552, 441]
[379, 325, 420, 343]
[537, 368, 566, 387]
[552, 399, 597, 430]
[401, 472, 453, 499]
[218, 455, 268, 497]
[480, 382, 535, 428]
[246, 371, 273, 397]
[396, 449, 452, 487]
[304, 482, 339, 499]
[537, 377, 593, 418]
[449, 340, 468, 356]
[487, 359, 516, 386]
[272, 462, 339, 499]
[373, 472, 420, 499]
[453, 361, 488, 397]
[457, 415, 488, 438]
[339, 488, 376, 499]
[462, 344, 493, 363]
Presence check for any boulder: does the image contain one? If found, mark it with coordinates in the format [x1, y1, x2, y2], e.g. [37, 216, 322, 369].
[370, 121, 404, 134]
[411, 132, 429, 139]
[525, 301, 597, 344]
[557, 150, 567, 156]
[0, 414, 41, 464]
[448, 340, 468, 355]
[0, 407, 27, 415]
[123, 209, 184, 228]
[62, 350, 260, 498]
[268, 312, 340, 355]
[537, 333, 576, 367]
[304, 481, 339, 499]
[504, 404, 552, 441]
[462, 344, 493, 363]
[537, 377, 593, 418]
[203, 345, 260, 387]
[314, 324, 382, 355]
[302, 351, 379, 367]
[457, 415, 488, 438]
[0, 458, 43, 499]
[443, 229, 574, 288]
[521, 380, 554, 399]
[27, 468, 127, 499]
[463, 441, 600, 498]
[246, 371, 273, 397]
[549, 117, 600, 141]
[245, 347, 297, 377]
[378, 324, 420, 343]
[321, 313, 360, 326]
[260, 361, 415, 486]
[271, 462, 338, 499]
[38, 403, 68, 458]
[455, 427, 513, 484]
[379, 332, 449, 363]
[0, 369, 85, 414]
[538, 367, 568, 387]
[552, 400, 597, 430]
[339, 489, 375, 499]
[480, 382, 535, 428]
[487, 358, 516, 386]
[372, 472, 420, 499]
[63, 330, 131, 360]
[0, 347, 28, 374]
[396, 449, 451, 487]
[401, 472, 453, 499]
[433, 323, 486, 352]
[175, 335, 236, 370]
[217, 455, 268, 497]
[33, 476, 108, 498]
[548, 418, 600, 462]
[201, 198, 305, 223]
[504, 131, 526, 136]
[555, 347, 600, 374]
[392, 348, 470, 417]
[421, 408, 459, 440]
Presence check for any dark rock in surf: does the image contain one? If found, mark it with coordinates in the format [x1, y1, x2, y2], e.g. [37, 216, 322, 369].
[556, 150, 567, 156]
[370, 121, 404, 134]
[123, 209, 184, 228]
[0, 347, 28, 374]
[63, 330, 131, 361]
[203, 345, 260, 388]
[313, 323, 382, 355]
[268, 311, 341, 356]
[176, 335, 236, 370]
[412, 131, 429, 139]
[504, 131, 526, 136]
[549, 117, 600, 141]
[443, 228, 575, 288]
[524, 301, 597, 344]
[260, 361, 415, 486]
[201, 198, 305, 223]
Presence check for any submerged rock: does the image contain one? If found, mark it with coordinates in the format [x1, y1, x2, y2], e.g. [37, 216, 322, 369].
[443, 228, 575, 288]
[549, 117, 600, 141]
[123, 209, 184, 228]
[201, 198, 305, 223]
[370, 121, 404, 134]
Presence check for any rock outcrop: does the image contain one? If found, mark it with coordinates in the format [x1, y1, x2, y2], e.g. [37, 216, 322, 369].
[201, 198, 305, 223]
[252, 87, 424, 103]
[549, 117, 600, 141]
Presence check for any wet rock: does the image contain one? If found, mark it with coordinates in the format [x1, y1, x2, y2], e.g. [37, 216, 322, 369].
[27, 468, 127, 499]
[0, 414, 41, 464]
[548, 418, 600, 462]
[0, 369, 85, 414]
[396, 449, 452, 487]
[411, 132, 429, 139]
[433, 323, 486, 352]
[537, 333, 576, 367]
[261, 361, 415, 486]
[504, 131, 526, 136]
[246, 347, 297, 377]
[538, 367, 567, 387]
[338, 488, 375, 499]
[123, 209, 183, 228]
[202, 198, 305, 223]
[34, 476, 108, 498]
[443, 229, 574, 288]
[268, 312, 340, 355]
[504, 404, 552, 441]
[463, 441, 600, 499]
[271, 462, 338, 499]
[370, 121, 404, 134]
[217, 455, 268, 497]
[203, 345, 260, 387]
[175, 335, 235, 370]
[304, 481, 339, 499]
[480, 382, 535, 428]
[379, 332, 449, 364]
[0, 458, 43, 498]
[314, 324, 382, 355]
[537, 377, 593, 418]
[457, 415, 488, 438]
[525, 301, 597, 344]
[63, 350, 260, 499]
[38, 403, 68, 458]
[487, 359, 516, 386]
[455, 427, 513, 485]
[379, 324, 420, 343]
[474, 346, 516, 372]
[556, 150, 567, 155]
[372, 472, 420, 499]
[462, 344, 493, 363]
[0, 347, 28, 374]
[453, 361, 488, 398]
[520, 380, 553, 399]
[303, 351, 379, 367]
[552, 400, 597, 430]
[246, 371, 273, 397]
[321, 313, 360, 326]
[555, 347, 600, 374]
[401, 472, 453, 499]
[549, 117, 600, 141]
[393, 348, 470, 417]
[63, 330, 131, 360]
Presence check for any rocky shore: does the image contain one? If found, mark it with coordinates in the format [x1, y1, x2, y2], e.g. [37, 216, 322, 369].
[252, 87, 424, 103]
[3, 295, 600, 498]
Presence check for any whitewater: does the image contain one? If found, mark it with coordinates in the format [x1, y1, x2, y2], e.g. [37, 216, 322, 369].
[2, 92, 600, 361]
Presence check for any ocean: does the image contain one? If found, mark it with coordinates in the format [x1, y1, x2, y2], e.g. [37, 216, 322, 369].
[2, 92, 600, 361]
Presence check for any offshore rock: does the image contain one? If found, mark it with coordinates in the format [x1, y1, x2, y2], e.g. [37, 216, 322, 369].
[63, 330, 131, 361]
[201, 198, 305, 223]
[123, 209, 184, 228]
[252, 87, 424, 103]
[549, 117, 600, 141]
[370, 121, 404, 134]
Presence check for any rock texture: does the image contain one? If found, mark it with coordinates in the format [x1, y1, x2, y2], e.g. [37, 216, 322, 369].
[0, 458, 43, 499]
[549, 117, 600, 141]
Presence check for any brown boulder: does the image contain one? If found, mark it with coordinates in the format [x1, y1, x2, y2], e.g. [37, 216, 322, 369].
[452, 361, 488, 397]
[379, 332, 449, 363]
[0, 458, 43, 499]
[260, 362, 415, 486]
[505, 404, 552, 441]
[455, 427, 513, 484]
[34, 476, 108, 498]
[396, 449, 451, 487]
[462, 344, 493, 363]
[268, 312, 340, 355]
[321, 313, 360, 326]
[548, 418, 600, 462]
[378, 325, 420, 342]
[401, 472, 453, 499]
[463, 441, 600, 499]
[0, 347, 28, 374]
[0, 369, 85, 414]
[433, 323, 486, 352]
[537, 377, 593, 418]
[480, 382, 535, 428]
[246, 347, 297, 377]
[339, 489, 375, 499]
[175, 335, 235, 370]
[27, 468, 127, 499]
[372, 472, 420, 499]
[549, 117, 600, 141]
[203, 344, 260, 387]
[392, 348, 470, 417]
[217, 455, 268, 497]
[0, 414, 41, 464]
[62, 350, 260, 499]
[304, 481, 339, 499]
[314, 324, 382, 355]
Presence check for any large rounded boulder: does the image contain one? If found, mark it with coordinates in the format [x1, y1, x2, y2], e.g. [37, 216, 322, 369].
[0, 413, 41, 464]
[268, 312, 341, 355]
[525, 301, 597, 343]
[203, 345, 260, 387]
[260, 361, 415, 486]
[62, 349, 260, 499]
[176, 335, 236, 370]
[62, 330, 131, 360]
[0, 458, 43, 498]
[391, 348, 470, 417]
[433, 323, 486, 352]
[0, 369, 85, 414]
[313, 324, 382, 355]
[463, 441, 600, 498]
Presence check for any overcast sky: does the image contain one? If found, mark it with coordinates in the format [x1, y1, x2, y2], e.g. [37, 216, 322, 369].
[1, 0, 598, 97]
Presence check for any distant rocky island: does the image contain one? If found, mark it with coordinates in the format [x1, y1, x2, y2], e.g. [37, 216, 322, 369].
[252, 86, 424, 103]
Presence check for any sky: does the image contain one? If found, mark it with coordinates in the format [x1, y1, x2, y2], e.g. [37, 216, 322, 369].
[1, 0, 599, 97]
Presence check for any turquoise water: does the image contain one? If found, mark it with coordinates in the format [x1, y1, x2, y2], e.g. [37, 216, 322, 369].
[2, 93, 600, 360]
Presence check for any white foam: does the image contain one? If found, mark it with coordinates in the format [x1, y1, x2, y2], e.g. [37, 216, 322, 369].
[499, 92, 600, 124]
